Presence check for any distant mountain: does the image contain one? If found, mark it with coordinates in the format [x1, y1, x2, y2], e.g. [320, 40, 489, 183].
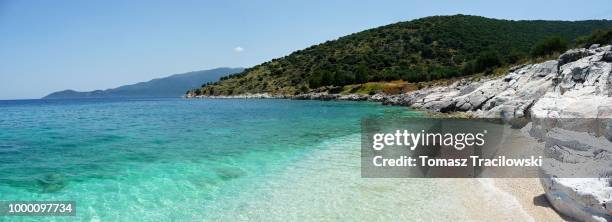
[44, 67, 243, 99]
[190, 15, 612, 96]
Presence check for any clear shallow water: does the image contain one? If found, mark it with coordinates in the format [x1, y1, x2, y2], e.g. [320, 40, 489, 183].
[0, 98, 528, 221]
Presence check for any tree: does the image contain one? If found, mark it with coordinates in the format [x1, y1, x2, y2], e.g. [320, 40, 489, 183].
[308, 73, 322, 88]
[462, 60, 477, 75]
[506, 49, 526, 64]
[531, 36, 568, 57]
[320, 71, 333, 86]
[475, 51, 502, 74]
[461, 51, 502, 75]
[333, 70, 353, 86]
[355, 64, 369, 84]
[402, 66, 426, 82]
[576, 29, 612, 47]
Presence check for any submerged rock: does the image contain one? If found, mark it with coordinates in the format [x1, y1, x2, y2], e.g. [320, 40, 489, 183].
[37, 173, 67, 193]
[214, 167, 247, 181]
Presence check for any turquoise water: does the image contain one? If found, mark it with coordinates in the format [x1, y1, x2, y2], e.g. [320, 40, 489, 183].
[0, 98, 530, 221]
[0, 99, 409, 220]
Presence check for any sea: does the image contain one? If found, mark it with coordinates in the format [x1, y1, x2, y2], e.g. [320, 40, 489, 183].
[0, 98, 531, 221]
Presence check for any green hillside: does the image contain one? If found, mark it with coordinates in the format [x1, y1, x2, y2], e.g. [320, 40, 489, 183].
[191, 15, 612, 96]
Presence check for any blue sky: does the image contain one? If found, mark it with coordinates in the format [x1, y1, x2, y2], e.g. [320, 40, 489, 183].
[1, 0, 611, 99]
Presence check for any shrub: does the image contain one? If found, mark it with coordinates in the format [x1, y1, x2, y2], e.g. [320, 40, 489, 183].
[462, 51, 502, 75]
[531, 36, 568, 57]
[506, 49, 527, 64]
[355, 65, 369, 84]
[576, 29, 612, 47]
[299, 85, 309, 93]
[475, 51, 502, 74]
[308, 74, 320, 88]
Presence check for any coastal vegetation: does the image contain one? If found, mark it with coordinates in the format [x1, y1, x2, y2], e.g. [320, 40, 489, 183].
[188, 15, 612, 96]
[576, 28, 612, 47]
[530, 36, 569, 57]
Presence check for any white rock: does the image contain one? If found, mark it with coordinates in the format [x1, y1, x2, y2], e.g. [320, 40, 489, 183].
[389, 45, 612, 221]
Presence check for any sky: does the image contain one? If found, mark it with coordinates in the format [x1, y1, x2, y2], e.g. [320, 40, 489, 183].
[1, 0, 611, 99]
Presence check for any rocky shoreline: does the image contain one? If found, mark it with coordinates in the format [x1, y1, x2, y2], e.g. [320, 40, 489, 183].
[188, 45, 612, 221]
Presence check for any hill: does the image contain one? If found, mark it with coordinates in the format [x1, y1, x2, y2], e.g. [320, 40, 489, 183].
[190, 15, 612, 96]
[44, 67, 243, 99]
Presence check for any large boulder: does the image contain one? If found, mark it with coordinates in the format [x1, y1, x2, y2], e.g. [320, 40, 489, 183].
[530, 45, 612, 222]
[558, 48, 594, 67]
[391, 45, 612, 221]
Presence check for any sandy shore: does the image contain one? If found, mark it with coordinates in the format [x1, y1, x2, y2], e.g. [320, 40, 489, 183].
[489, 126, 568, 221]
[494, 178, 568, 221]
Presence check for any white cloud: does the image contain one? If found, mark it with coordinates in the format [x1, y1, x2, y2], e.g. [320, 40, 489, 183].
[233, 46, 244, 53]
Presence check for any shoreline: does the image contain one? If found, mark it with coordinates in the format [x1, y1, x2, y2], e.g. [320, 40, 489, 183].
[493, 178, 566, 221]
[187, 45, 612, 221]
[187, 96, 569, 221]
[486, 126, 567, 221]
